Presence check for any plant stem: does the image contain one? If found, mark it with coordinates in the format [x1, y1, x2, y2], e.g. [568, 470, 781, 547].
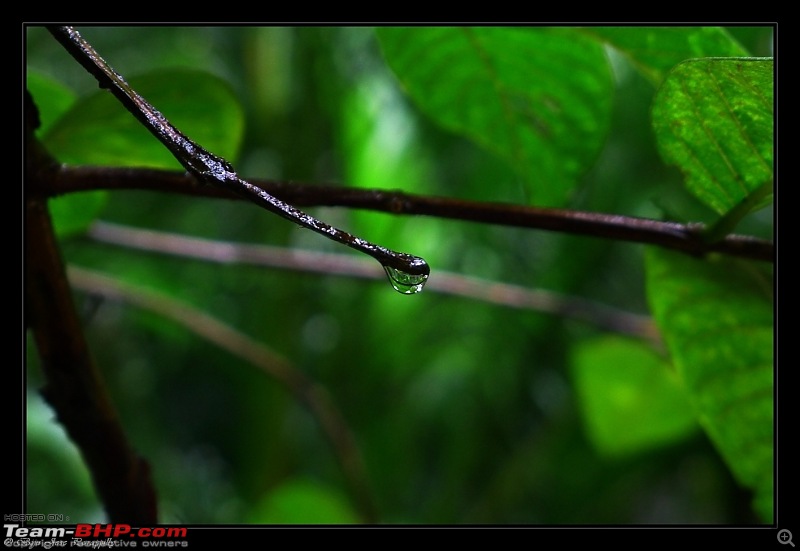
[88, 221, 660, 342]
[46, 25, 429, 279]
[49, 165, 774, 263]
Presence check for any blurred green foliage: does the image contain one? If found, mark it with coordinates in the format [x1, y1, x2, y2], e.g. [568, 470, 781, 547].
[25, 25, 773, 524]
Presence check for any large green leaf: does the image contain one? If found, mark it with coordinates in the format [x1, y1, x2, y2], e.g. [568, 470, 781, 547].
[585, 27, 749, 86]
[645, 249, 773, 522]
[39, 68, 244, 237]
[43, 68, 245, 169]
[376, 27, 613, 207]
[651, 58, 774, 219]
[571, 336, 698, 458]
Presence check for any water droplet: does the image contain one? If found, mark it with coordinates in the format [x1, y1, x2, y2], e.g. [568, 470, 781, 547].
[382, 265, 429, 295]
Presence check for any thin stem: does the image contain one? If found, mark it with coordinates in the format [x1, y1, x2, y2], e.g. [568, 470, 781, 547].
[87, 221, 660, 343]
[46, 26, 429, 280]
[49, 165, 774, 264]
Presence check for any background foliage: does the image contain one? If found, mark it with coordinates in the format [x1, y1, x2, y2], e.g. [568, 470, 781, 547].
[25, 26, 774, 524]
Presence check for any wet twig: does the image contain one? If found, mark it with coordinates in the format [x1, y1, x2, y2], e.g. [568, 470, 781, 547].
[46, 26, 430, 289]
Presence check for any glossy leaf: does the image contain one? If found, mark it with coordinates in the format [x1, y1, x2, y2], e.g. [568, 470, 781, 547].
[571, 336, 698, 457]
[376, 27, 613, 206]
[652, 58, 774, 217]
[645, 248, 773, 522]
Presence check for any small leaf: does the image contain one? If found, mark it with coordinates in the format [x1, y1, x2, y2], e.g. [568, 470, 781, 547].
[247, 478, 360, 524]
[571, 336, 698, 457]
[377, 27, 613, 206]
[652, 58, 773, 217]
[646, 248, 773, 522]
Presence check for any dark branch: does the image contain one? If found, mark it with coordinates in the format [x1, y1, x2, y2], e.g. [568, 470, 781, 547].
[47, 165, 774, 264]
[42, 25, 773, 265]
[25, 93, 158, 523]
[46, 26, 429, 287]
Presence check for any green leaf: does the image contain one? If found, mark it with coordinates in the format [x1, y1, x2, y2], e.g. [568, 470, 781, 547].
[585, 27, 749, 86]
[651, 58, 774, 218]
[43, 68, 245, 169]
[377, 27, 614, 207]
[27, 71, 103, 238]
[645, 248, 773, 522]
[571, 336, 698, 458]
[48, 192, 109, 238]
[27, 391, 97, 511]
[247, 478, 360, 524]
[39, 68, 244, 237]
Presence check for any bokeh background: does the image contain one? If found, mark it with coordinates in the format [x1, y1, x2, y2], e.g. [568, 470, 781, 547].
[24, 26, 774, 524]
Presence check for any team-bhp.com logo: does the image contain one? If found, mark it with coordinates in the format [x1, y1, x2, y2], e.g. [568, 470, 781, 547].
[4, 523, 188, 547]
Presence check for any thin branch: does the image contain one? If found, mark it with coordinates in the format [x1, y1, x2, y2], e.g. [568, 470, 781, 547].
[46, 26, 429, 289]
[47, 165, 774, 264]
[66, 265, 378, 524]
[88, 221, 660, 343]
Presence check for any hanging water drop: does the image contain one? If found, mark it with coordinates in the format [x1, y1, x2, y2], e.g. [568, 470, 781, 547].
[382, 265, 429, 295]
